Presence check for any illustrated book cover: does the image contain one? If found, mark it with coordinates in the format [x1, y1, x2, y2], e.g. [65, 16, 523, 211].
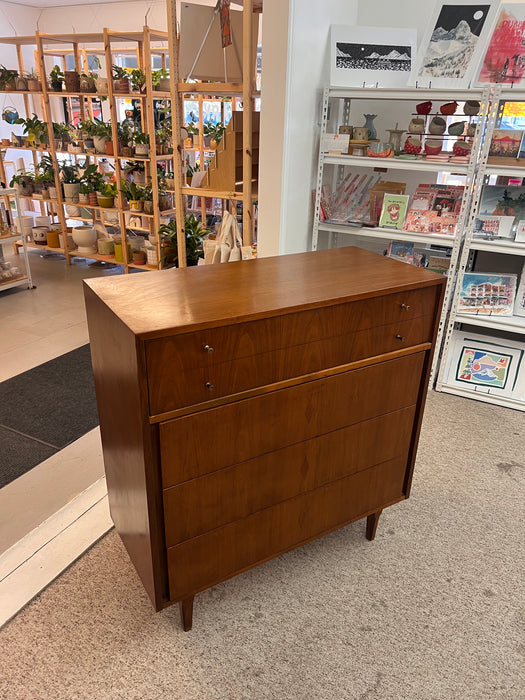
[458, 272, 517, 315]
[473, 213, 515, 239]
[379, 193, 410, 229]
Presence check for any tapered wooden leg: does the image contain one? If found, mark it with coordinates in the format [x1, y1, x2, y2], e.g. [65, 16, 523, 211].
[366, 510, 382, 541]
[179, 596, 194, 631]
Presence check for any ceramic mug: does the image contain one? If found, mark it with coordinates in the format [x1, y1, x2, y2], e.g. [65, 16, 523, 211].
[353, 126, 368, 141]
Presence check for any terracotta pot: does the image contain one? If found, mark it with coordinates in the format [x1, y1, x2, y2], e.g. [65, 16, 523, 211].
[64, 71, 80, 92]
[88, 192, 98, 206]
[14, 76, 28, 91]
[117, 77, 130, 93]
[143, 200, 153, 215]
[132, 250, 146, 264]
[440, 101, 458, 115]
[27, 79, 41, 92]
[105, 140, 114, 156]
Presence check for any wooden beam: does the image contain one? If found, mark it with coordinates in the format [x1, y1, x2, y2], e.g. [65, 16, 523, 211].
[242, 0, 254, 246]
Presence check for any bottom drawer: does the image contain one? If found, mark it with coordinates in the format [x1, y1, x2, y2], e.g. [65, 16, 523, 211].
[167, 456, 407, 601]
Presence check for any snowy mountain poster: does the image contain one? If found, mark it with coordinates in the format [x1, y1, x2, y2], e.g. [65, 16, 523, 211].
[330, 26, 416, 89]
[475, 3, 525, 86]
[411, 1, 498, 88]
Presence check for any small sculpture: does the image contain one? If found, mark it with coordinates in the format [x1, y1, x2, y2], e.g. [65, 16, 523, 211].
[363, 114, 378, 140]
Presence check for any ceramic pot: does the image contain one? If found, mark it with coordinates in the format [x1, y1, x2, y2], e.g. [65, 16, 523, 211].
[404, 136, 422, 155]
[96, 78, 108, 93]
[14, 76, 28, 91]
[35, 216, 51, 229]
[416, 101, 432, 115]
[79, 75, 96, 93]
[353, 126, 368, 141]
[46, 230, 61, 248]
[32, 226, 48, 245]
[408, 118, 425, 134]
[48, 186, 57, 199]
[83, 138, 94, 150]
[63, 182, 80, 202]
[135, 143, 149, 156]
[429, 117, 446, 135]
[146, 244, 158, 266]
[452, 141, 472, 157]
[133, 250, 146, 265]
[440, 101, 458, 115]
[88, 192, 98, 206]
[448, 121, 466, 136]
[424, 139, 443, 155]
[363, 114, 377, 140]
[129, 199, 143, 213]
[14, 179, 34, 196]
[79, 192, 90, 204]
[68, 143, 83, 154]
[158, 77, 171, 91]
[97, 238, 115, 256]
[114, 240, 131, 263]
[93, 135, 108, 154]
[133, 170, 146, 185]
[464, 101, 480, 116]
[65, 204, 80, 216]
[121, 146, 133, 157]
[143, 201, 153, 215]
[50, 80, 63, 92]
[116, 77, 130, 93]
[97, 193, 115, 208]
[64, 71, 80, 92]
[27, 79, 41, 92]
[467, 123, 477, 137]
[159, 193, 173, 211]
[71, 225, 97, 253]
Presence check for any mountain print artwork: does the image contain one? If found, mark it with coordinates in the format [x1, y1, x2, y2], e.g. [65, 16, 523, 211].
[336, 43, 411, 72]
[420, 4, 490, 79]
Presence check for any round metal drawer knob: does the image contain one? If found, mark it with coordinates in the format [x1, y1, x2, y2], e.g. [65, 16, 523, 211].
[203, 344, 214, 353]
[205, 381, 215, 390]
[400, 304, 411, 310]
[396, 334, 406, 341]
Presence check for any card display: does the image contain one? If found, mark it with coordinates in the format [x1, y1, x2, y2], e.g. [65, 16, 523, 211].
[458, 273, 517, 316]
[379, 194, 410, 229]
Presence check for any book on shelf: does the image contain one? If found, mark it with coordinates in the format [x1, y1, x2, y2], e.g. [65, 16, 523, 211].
[427, 255, 451, 275]
[403, 184, 464, 235]
[387, 240, 414, 263]
[479, 184, 525, 231]
[458, 272, 517, 316]
[369, 181, 406, 225]
[379, 193, 409, 229]
[318, 172, 383, 225]
[473, 214, 515, 239]
[488, 129, 523, 159]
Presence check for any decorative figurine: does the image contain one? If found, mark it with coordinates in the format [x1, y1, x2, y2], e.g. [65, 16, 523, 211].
[363, 114, 378, 140]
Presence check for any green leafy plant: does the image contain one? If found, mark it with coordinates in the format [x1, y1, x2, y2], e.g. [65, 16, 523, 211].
[92, 117, 112, 139]
[112, 65, 129, 80]
[25, 68, 39, 81]
[52, 122, 70, 142]
[35, 155, 55, 184]
[49, 64, 63, 89]
[185, 112, 199, 135]
[151, 68, 169, 87]
[60, 163, 81, 184]
[204, 121, 225, 144]
[15, 114, 47, 144]
[133, 131, 150, 146]
[120, 178, 145, 202]
[117, 120, 135, 146]
[9, 168, 34, 187]
[0, 65, 18, 90]
[97, 180, 118, 197]
[159, 214, 208, 268]
[80, 164, 104, 193]
[78, 118, 97, 137]
[130, 68, 146, 91]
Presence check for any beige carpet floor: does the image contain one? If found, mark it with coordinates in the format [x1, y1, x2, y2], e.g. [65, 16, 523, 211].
[0, 391, 523, 700]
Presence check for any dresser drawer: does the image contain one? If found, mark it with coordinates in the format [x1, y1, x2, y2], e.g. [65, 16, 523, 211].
[149, 314, 433, 414]
[160, 351, 425, 486]
[166, 456, 407, 600]
[146, 285, 438, 415]
[163, 405, 415, 546]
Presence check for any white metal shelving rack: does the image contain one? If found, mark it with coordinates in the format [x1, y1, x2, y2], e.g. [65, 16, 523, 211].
[312, 86, 489, 379]
[435, 86, 525, 412]
[0, 187, 34, 292]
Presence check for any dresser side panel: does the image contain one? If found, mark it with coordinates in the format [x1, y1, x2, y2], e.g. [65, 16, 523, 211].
[83, 284, 167, 610]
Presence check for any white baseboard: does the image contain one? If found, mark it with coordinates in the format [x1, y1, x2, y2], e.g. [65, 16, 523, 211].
[0, 477, 112, 628]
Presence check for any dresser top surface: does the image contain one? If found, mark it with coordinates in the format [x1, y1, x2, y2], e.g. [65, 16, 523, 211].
[84, 247, 445, 338]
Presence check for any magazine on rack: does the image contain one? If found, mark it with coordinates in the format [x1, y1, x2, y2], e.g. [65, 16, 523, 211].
[479, 185, 525, 231]
[458, 273, 517, 316]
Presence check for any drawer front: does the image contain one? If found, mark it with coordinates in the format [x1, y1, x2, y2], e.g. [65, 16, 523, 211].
[154, 315, 433, 412]
[160, 351, 425, 487]
[167, 456, 407, 601]
[163, 405, 416, 547]
[146, 285, 438, 414]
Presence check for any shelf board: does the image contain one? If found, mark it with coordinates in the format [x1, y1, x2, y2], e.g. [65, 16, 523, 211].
[128, 262, 158, 271]
[180, 187, 258, 201]
[470, 238, 525, 256]
[0, 231, 22, 242]
[328, 87, 485, 101]
[322, 153, 470, 174]
[318, 222, 456, 248]
[455, 311, 525, 334]
[14, 240, 65, 254]
[1, 144, 171, 161]
[484, 164, 525, 178]
[439, 383, 525, 412]
[0, 275, 30, 291]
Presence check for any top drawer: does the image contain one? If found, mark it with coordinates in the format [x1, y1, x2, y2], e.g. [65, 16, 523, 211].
[145, 286, 439, 408]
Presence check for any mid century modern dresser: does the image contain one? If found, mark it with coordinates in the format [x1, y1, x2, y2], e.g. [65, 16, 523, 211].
[84, 246, 445, 630]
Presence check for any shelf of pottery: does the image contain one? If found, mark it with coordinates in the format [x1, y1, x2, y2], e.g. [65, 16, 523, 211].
[435, 90, 525, 412]
[0, 188, 34, 292]
[0, 28, 177, 272]
[312, 86, 491, 375]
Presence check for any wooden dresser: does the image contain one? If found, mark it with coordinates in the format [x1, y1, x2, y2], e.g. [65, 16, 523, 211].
[83, 247, 445, 630]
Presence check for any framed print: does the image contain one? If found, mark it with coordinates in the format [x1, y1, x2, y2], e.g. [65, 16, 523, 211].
[444, 330, 525, 398]
[458, 272, 517, 315]
[514, 262, 525, 316]
[475, 2, 525, 86]
[330, 25, 416, 89]
[411, 1, 498, 88]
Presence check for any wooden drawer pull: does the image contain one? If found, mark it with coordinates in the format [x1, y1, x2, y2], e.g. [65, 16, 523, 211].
[203, 344, 214, 353]
[400, 303, 411, 310]
[205, 381, 215, 391]
[396, 334, 406, 341]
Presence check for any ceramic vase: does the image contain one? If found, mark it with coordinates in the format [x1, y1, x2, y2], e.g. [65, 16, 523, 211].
[363, 114, 377, 140]
[71, 225, 97, 253]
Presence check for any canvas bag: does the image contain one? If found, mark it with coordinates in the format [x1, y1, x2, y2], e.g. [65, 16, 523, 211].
[203, 210, 247, 264]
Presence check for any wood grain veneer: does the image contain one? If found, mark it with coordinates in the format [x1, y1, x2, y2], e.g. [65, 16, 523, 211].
[84, 246, 445, 630]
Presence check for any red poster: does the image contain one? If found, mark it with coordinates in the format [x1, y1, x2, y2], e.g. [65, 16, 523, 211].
[477, 4, 525, 84]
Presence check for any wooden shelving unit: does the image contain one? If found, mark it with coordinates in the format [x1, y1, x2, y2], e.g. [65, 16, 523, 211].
[0, 28, 173, 273]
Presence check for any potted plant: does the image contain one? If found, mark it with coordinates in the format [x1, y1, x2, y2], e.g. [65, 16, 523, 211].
[9, 169, 35, 196]
[205, 122, 225, 149]
[15, 114, 47, 148]
[96, 180, 117, 208]
[158, 214, 207, 268]
[78, 118, 97, 150]
[26, 68, 41, 92]
[79, 164, 103, 205]
[185, 112, 199, 147]
[123, 160, 146, 185]
[141, 181, 153, 214]
[92, 117, 112, 154]
[60, 163, 81, 202]
[52, 121, 70, 151]
[64, 69, 80, 92]
[49, 65, 64, 91]
[121, 178, 145, 212]
[134, 131, 149, 156]
[152, 68, 170, 92]
[118, 120, 135, 157]
[34, 155, 55, 197]
[112, 65, 130, 93]
[79, 73, 96, 93]
[130, 68, 147, 94]
[0, 66, 18, 91]
[14, 73, 27, 91]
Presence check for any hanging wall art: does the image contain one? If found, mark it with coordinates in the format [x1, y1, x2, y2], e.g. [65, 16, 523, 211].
[330, 25, 416, 89]
[475, 2, 525, 86]
[411, 1, 498, 88]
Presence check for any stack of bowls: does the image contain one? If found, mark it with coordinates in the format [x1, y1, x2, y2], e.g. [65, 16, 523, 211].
[16, 215, 34, 242]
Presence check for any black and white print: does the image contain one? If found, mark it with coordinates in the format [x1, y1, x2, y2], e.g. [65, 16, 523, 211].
[420, 4, 491, 79]
[336, 43, 411, 72]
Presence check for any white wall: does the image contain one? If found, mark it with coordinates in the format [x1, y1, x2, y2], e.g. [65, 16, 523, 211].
[357, 0, 432, 41]
[258, 0, 358, 257]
